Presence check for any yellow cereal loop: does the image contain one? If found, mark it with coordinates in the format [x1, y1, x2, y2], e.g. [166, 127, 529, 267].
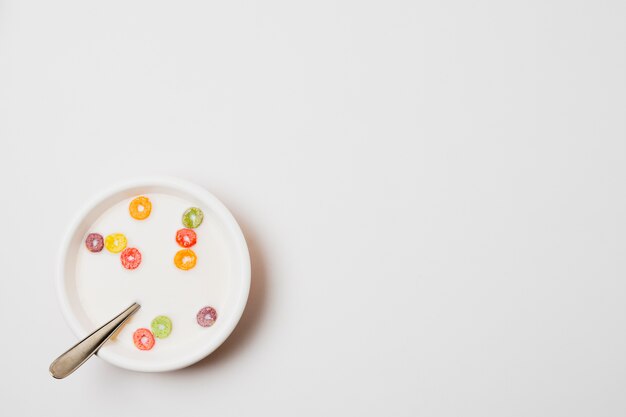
[105, 233, 127, 253]
[129, 196, 152, 220]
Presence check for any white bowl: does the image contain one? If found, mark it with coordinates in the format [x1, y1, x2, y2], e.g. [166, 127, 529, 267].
[56, 177, 250, 372]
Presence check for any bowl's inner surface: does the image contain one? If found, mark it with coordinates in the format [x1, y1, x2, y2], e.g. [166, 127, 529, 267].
[62, 185, 245, 370]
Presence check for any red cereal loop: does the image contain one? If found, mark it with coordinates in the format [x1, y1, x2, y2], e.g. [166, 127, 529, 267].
[176, 228, 197, 248]
[133, 328, 155, 350]
[120, 247, 142, 270]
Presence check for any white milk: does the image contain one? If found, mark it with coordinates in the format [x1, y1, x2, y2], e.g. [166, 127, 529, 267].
[74, 193, 231, 359]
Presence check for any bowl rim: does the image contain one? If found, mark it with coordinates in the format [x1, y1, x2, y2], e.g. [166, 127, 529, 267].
[56, 176, 251, 372]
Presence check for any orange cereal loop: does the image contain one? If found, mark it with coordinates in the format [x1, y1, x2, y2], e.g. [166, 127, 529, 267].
[174, 249, 197, 270]
[129, 196, 152, 220]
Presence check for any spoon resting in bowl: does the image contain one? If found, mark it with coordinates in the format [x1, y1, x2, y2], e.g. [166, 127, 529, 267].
[49, 303, 141, 379]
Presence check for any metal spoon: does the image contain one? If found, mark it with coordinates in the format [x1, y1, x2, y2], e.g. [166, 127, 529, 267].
[49, 303, 141, 379]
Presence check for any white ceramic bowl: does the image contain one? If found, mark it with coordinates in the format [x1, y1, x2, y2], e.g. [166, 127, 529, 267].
[56, 177, 250, 372]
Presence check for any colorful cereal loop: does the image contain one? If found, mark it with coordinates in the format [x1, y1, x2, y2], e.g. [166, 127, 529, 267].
[129, 196, 152, 220]
[85, 233, 104, 253]
[174, 248, 197, 270]
[133, 328, 155, 350]
[182, 207, 204, 229]
[151, 316, 172, 338]
[120, 247, 142, 270]
[176, 228, 197, 248]
[105, 233, 127, 253]
[196, 306, 217, 327]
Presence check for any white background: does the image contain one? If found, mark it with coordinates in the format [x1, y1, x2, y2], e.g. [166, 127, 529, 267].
[0, 1, 625, 416]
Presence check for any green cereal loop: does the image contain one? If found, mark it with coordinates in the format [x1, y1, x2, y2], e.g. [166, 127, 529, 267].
[182, 207, 204, 228]
[151, 316, 172, 339]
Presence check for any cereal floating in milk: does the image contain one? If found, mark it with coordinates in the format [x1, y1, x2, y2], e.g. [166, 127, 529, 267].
[120, 247, 142, 270]
[151, 316, 172, 339]
[196, 306, 217, 327]
[104, 233, 127, 253]
[176, 228, 197, 248]
[128, 196, 152, 220]
[133, 328, 155, 350]
[174, 248, 197, 270]
[83, 195, 220, 351]
[182, 207, 204, 228]
[85, 233, 104, 253]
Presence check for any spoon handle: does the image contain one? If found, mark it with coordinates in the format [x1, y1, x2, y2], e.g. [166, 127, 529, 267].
[50, 303, 141, 379]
